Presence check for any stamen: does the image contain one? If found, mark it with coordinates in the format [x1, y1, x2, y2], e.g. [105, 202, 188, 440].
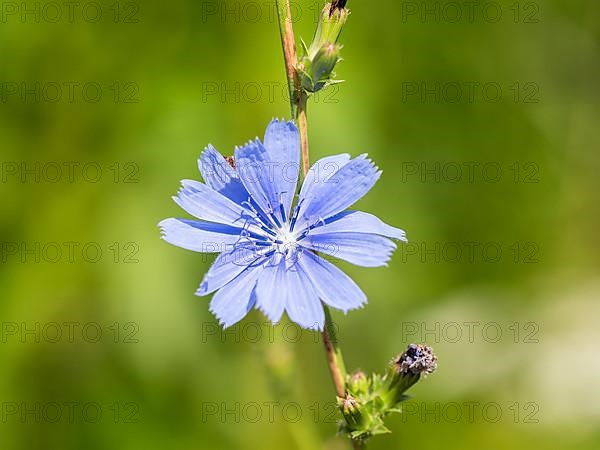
[232, 234, 253, 247]
[295, 230, 310, 241]
[253, 241, 273, 247]
[244, 196, 281, 230]
[311, 216, 326, 229]
[278, 191, 288, 223]
[289, 199, 305, 232]
[259, 224, 278, 238]
[241, 198, 276, 230]
[270, 212, 282, 229]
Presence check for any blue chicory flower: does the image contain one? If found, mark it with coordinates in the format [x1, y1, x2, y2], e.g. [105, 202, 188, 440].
[159, 119, 407, 330]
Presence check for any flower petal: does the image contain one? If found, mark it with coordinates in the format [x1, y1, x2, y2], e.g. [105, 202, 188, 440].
[297, 155, 381, 227]
[263, 119, 300, 220]
[300, 232, 396, 267]
[158, 218, 242, 253]
[197, 246, 265, 296]
[235, 139, 284, 224]
[283, 262, 325, 331]
[310, 210, 407, 242]
[298, 154, 350, 204]
[298, 251, 366, 313]
[256, 254, 324, 330]
[174, 179, 262, 233]
[198, 145, 249, 205]
[255, 254, 287, 324]
[209, 264, 262, 328]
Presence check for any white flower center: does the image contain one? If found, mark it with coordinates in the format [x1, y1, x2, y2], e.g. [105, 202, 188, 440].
[275, 227, 298, 257]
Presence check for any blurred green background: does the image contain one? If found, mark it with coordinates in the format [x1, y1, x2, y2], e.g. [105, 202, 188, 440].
[1, 0, 599, 449]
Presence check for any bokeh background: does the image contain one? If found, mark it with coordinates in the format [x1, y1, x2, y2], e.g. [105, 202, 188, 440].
[1, 0, 599, 449]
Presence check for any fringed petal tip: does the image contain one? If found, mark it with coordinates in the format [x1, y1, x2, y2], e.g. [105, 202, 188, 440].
[308, 322, 325, 332]
[173, 181, 193, 199]
[208, 305, 238, 330]
[234, 138, 261, 153]
[200, 143, 217, 156]
[397, 230, 408, 243]
[255, 308, 324, 331]
[337, 299, 368, 315]
[157, 218, 170, 231]
[383, 227, 407, 243]
[256, 305, 282, 327]
[209, 309, 231, 329]
[357, 152, 378, 166]
[268, 117, 298, 130]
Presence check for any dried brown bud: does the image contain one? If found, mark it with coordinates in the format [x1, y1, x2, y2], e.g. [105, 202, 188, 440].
[331, 0, 348, 15]
[392, 344, 437, 376]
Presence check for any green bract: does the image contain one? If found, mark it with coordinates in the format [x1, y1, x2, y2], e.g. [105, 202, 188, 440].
[338, 344, 438, 443]
[297, 3, 348, 93]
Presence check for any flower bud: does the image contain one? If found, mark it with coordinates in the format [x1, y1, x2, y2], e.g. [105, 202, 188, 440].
[331, 0, 348, 14]
[297, 2, 349, 94]
[308, 3, 349, 57]
[347, 370, 369, 396]
[299, 43, 343, 93]
[312, 43, 342, 84]
[337, 394, 363, 428]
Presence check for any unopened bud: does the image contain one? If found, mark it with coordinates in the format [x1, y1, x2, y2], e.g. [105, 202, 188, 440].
[330, 0, 348, 16]
[314, 2, 349, 49]
[297, 2, 349, 94]
[348, 370, 369, 396]
[337, 394, 363, 428]
[299, 42, 343, 93]
[312, 43, 342, 83]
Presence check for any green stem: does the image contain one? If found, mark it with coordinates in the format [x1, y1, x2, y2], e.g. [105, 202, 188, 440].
[275, 0, 350, 422]
[274, 0, 309, 174]
[275, 4, 366, 449]
[297, 92, 310, 176]
[353, 440, 365, 450]
[322, 305, 347, 397]
[275, 0, 300, 119]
